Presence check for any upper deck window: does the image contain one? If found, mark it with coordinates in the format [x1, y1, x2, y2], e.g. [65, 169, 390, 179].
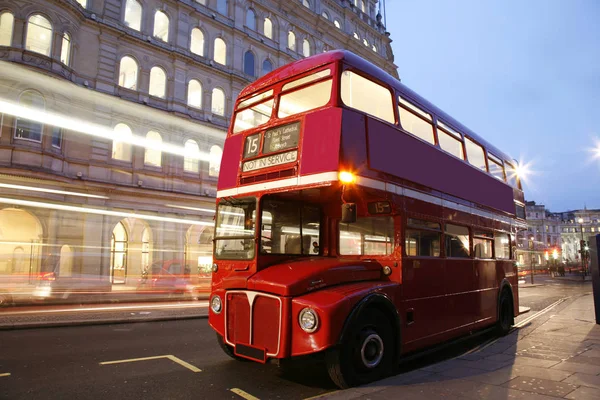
[488, 153, 506, 181]
[437, 121, 464, 160]
[233, 89, 274, 134]
[341, 71, 394, 124]
[278, 70, 333, 118]
[505, 161, 519, 189]
[339, 217, 394, 256]
[398, 97, 435, 145]
[465, 137, 487, 171]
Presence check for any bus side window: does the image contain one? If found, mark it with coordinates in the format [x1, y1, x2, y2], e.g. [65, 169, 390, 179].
[405, 218, 441, 257]
[445, 224, 470, 258]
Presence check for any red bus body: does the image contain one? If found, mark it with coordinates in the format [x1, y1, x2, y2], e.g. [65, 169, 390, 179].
[209, 51, 525, 386]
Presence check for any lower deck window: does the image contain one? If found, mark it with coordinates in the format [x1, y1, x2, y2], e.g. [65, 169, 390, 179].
[339, 217, 394, 255]
[445, 224, 470, 258]
[405, 218, 441, 257]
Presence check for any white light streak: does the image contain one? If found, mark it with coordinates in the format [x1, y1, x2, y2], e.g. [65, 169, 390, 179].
[0, 183, 109, 199]
[165, 204, 215, 213]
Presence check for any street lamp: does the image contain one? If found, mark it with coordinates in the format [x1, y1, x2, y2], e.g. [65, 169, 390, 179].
[578, 217, 585, 278]
[529, 235, 535, 284]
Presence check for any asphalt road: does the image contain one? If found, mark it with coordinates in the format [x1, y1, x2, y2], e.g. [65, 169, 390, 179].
[0, 277, 593, 400]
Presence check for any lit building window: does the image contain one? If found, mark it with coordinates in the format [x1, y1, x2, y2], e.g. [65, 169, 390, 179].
[149, 66, 167, 98]
[0, 12, 14, 46]
[287, 31, 296, 51]
[334, 19, 341, 29]
[187, 79, 203, 108]
[26, 14, 52, 56]
[51, 126, 62, 148]
[360, 0, 366, 13]
[353, 32, 359, 40]
[60, 33, 71, 65]
[244, 51, 255, 77]
[262, 59, 273, 75]
[190, 28, 205, 56]
[246, 9, 255, 30]
[14, 90, 45, 142]
[184, 139, 200, 173]
[302, 39, 310, 57]
[118, 56, 138, 90]
[217, 0, 227, 16]
[302, 0, 310, 8]
[321, 11, 330, 20]
[263, 18, 273, 39]
[144, 131, 162, 167]
[214, 38, 226, 65]
[372, 44, 377, 52]
[76, 0, 87, 8]
[153, 10, 169, 42]
[124, 0, 142, 31]
[209, 145, 222, 177]
[211, 88, 225, 116]
[112, 123, 133, 162]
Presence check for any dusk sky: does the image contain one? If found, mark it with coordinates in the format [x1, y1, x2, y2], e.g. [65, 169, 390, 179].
[385, 0, 600, 212]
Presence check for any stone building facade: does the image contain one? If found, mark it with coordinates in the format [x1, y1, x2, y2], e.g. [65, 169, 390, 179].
[0, 0, 396, 288]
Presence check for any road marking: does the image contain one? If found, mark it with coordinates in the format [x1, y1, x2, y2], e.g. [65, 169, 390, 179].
[0, 373, 10, 378]
[1, 302, 208, 316]
[303, 392, 338, 400]
[230, 388, 261, 400]
[514, 297, 568, 328]
[100, 355, 201, 372]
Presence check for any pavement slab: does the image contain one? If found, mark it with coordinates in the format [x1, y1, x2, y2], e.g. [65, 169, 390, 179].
[565, 386, 600, 400]
[551, 361, 600, 375]
[510, 356, 561, 368]
[501, 376, 579, 397]
[563, 372, 600, 389]
[461, 383, 562, 400]
[509, 365, 574, 382]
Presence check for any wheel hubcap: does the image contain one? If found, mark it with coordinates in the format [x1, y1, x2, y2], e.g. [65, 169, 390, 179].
[360, 333, 384, 368]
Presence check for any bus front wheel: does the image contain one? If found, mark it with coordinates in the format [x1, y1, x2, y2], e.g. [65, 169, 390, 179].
[326, 309, 395, 389]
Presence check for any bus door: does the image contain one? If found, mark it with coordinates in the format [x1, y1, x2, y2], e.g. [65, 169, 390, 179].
[472, 231, 499, 323]
[402, 218, 446, 347]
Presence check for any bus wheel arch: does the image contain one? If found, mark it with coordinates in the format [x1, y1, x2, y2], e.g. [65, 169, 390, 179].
[497, 282, 514, 335]
[326, 293, 400, 388]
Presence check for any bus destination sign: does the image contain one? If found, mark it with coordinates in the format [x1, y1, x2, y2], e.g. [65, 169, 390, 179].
[367, 201, 392, 214]
[263, 122, 300, 154]
[242, 150, 298, 173]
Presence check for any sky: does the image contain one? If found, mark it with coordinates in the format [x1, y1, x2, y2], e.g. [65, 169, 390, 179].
[384, 0, 600, 212]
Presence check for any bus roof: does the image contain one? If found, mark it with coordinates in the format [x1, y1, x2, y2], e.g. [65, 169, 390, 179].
[239, 50, 517, 165]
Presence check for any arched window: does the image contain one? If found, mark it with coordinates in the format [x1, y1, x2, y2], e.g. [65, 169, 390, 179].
[59, 245, 73, 277]
[262, 59, 273, 75]
[149, 66, 166, 98]
[217, 0, 227, 16]
[287, 31, 296, 51]
[187, 79, 202, 108]
[124, 0, 142, 31]
[190, 28, 204, 56]
[214, 38, 226, 65]
[244, 51, 255, 77]
[153, 10, 169, 42]
[321, 11, 330, 20]
[302, 0, 310, 8]
[263, 17, 273, 39]
[363, 38, 368, 47]
[26, 15, 52, 56]
[372, 44, 377, 52]
[110, 222, 128, 284]
[0, 12, 14, 46]
[246, 9, 255, 30]
[302, 39, 310, 57]
[209, 145, 222, 177]
[76, 0, 87, 8]
[360, 0, 366, 13]
[112, 123, 132, 162]
[118, 56, 138, 90]
[14, 90, 45, 142]
[184, 139, 200, 173]
[334, 19, 341, 29]
[144, 131, 162, 167]
[60, 33, 71, 65]
[353, 32, 359, 40]
[211, 88, 225, 116]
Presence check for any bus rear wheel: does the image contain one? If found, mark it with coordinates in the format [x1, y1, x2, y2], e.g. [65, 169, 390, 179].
[496, 290, 513, 336]
[326, 309, 395, 389]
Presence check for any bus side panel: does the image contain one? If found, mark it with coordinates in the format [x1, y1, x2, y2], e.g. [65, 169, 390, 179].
[299, 108, 342, 176]
[339, 110, 368, 172]
[366, 118, 515, 214]
[217, 134, 244, 191]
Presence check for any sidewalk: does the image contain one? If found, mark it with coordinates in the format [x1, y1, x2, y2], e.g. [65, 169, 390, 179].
[318, 293, 600, 400]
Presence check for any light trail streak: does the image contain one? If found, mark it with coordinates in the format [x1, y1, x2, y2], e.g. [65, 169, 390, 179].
[0, 302, 208, 316]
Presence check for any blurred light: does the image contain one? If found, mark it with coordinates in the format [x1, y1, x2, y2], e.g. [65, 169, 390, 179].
[338, 171, 355, 184]
[0, 183, 109, 199]
[0, 197, 212, 226]
[165, 204, 215, 213]
[578, 217, 584, 224]
[552, 249, 558, 260]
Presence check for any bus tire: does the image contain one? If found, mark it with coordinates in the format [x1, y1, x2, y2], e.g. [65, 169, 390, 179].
[216, 333, 248, 362]
[326, 308, 394, 389]
[496, 289, 513, 336]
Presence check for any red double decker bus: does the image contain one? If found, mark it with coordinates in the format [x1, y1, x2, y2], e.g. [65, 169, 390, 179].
[208, 51, 525, 388]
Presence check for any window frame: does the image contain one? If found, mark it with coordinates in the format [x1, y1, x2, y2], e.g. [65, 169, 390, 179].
[339, 216, 395, 256]
[473, 230, 494, 259]
[340, 68, 395, 124]
[398, 96, 436, 145]
[444, 223, 471, 258]
[404, 217, 442, 258]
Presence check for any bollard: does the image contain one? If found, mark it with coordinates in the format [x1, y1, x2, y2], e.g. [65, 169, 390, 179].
[590, 234, 600, 324]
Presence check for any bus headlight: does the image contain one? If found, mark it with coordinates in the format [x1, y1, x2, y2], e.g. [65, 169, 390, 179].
[210, 295, 222, 314]
[299, 308, 319, 333]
